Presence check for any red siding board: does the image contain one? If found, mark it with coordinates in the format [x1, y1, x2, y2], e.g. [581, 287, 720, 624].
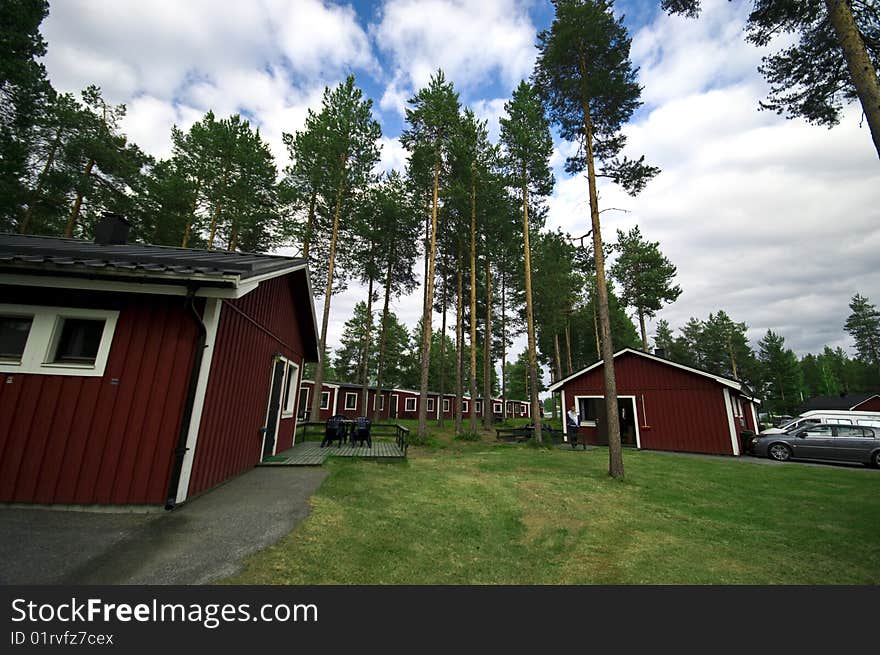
[0, 287, 198, 505]
[188, 276, 307, 499]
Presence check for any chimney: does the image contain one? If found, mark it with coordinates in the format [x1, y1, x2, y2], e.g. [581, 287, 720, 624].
[94, 212, 130, 245]
[654, 348, 666, 359]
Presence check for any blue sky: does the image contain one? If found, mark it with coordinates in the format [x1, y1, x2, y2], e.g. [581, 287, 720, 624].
[39, 0, 880, 365]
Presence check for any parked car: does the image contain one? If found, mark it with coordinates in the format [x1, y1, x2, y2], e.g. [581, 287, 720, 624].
[760, 410, 880, 434]
[750, 423, 880, 467]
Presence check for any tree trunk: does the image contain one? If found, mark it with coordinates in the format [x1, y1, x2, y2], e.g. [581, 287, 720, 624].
[554, 333, 563, 381]
[469, 178, 478, 435]
[438, 253, 448, 426]
[455, 252, 464, 435]
[483, 255, 493, 430]
[65, 159, 94, 238]
[565, 321, 573, 376]
[310, 166, 346, 421]
[302, 189, 317, 260]
[501, 273, 508, 421]
[521, 171, 543, 442]
[593, 290, 601, 359]
[825, 0, 880, 159]
[228, 221, 238, 251]
[581, 58, 623, 478]
[360, 275, 375, 412]
[639, 308, 648, 352]
[417, 158, 441, 441]
[207, 201, 222, 250]
[374, 259, 394, 423]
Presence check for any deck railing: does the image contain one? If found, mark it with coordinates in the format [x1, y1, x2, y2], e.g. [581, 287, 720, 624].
[295, 421, 409, 455]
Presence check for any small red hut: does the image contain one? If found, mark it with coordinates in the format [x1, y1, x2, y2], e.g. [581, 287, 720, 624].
[549, 348, 759, 456]
[0, 220, 319, 508]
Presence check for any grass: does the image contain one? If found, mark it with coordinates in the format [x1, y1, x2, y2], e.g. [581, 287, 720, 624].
[230, 422, 880, 585]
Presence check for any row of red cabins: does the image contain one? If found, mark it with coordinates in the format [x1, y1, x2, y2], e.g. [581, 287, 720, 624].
[299, 380, 531, 422]
[0, 215, 765, 510]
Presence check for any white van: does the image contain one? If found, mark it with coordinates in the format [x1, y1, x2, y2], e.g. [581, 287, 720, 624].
[760, 409, 880, 434]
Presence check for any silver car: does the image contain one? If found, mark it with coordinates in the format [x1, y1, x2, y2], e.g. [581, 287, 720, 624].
[751, 423, 880, 467]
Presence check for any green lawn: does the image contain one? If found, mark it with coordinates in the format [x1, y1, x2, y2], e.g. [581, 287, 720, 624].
[229, 426, 880, 584]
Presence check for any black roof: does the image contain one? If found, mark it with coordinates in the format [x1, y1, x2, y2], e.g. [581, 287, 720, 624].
[0, 233, 306, 285]
[800, 393, 880, 412]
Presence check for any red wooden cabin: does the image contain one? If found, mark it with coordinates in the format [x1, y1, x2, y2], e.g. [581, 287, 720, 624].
[0, 218, 319, 508]
[549, 348, 760, 456]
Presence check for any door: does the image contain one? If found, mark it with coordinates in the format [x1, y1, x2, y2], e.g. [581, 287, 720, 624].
[391, 394, 398, 419]
[596, 400, 609, 445]
[832, 426, 873, 462]
[261, 358, 286, 460]
[792, 424, 834, 459]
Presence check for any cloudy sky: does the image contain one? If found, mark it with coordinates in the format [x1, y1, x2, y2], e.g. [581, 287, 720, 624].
[40, 0, 880, 365]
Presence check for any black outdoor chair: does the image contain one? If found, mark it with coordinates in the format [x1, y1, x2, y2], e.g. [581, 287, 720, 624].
[322, 414, 348, 447]
[351, 416, 372, 448]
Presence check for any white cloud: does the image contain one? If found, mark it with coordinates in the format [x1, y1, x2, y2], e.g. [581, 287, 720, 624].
[376, 136, 409, 175]
[372, 0, 537, 113]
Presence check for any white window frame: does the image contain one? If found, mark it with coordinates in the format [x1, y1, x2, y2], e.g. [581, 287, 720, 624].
[0, 303, 119, 377]
[373, 394, 385, 411]
[404, 396, 417, 412]
[298, 386, 310, 417]
[494, 402, 502, 414]
[345, 392, 358, 411]
[427, 397, 435, 412]
[443, 398, 450, 413]
[320, 391, 330, 410]
[462, 400, 469, 413]
[476, 400, 483, 414]
[281, 361, 300, 419]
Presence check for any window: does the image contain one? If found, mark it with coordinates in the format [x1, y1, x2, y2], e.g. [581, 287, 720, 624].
[494, 402, 502, 414]
[0, 304, 118, 376]
[476, 401, 483, 414]
[836, 418, 852, 424]
[836, 426, 869, 438]
[803, 425, 833, 437]
[374, 394, 385, 411]
[577, 398, 603, 425]
[345, 392, 357, 410]
[0, 316, 32, 362]
[462, 400, 469, 413]
[298, 387, 310, 419]
[443, 398, 450, 413]
[404, 397, 417, 412]
[320, 391, 330, 410]
[281, 362, 299, 417]
[427, 398, 435, 412]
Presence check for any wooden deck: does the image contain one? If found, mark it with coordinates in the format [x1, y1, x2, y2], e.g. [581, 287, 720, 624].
[258, 440, 406, 467]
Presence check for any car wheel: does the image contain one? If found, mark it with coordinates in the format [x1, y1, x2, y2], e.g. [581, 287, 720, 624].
[871, 451, 880, 468]
[768, 443, 792, 462]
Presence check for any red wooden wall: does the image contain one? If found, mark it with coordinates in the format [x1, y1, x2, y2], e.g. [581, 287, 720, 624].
[187, 275, 306, 499]
[0, 287, 197, 504]
[562, 353, 737, 455]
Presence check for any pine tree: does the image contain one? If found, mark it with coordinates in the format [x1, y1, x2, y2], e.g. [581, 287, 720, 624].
[758, 330, 804, 414]
[305, 75, 382, 423]
[499, 80, 555, 442]
[844, 293, 880, 367]
[610, 226, 682, 350]
[534, 0, 659, 475]
[400, 70, 461, 441]
[664, 0, 880, 159]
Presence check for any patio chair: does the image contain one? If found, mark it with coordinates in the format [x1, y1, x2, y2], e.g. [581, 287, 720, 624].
[351, 416, 372, 448]
[322, 415, 348, 448]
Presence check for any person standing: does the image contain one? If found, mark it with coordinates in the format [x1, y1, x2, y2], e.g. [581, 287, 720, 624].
[566, 405, 584, 449]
